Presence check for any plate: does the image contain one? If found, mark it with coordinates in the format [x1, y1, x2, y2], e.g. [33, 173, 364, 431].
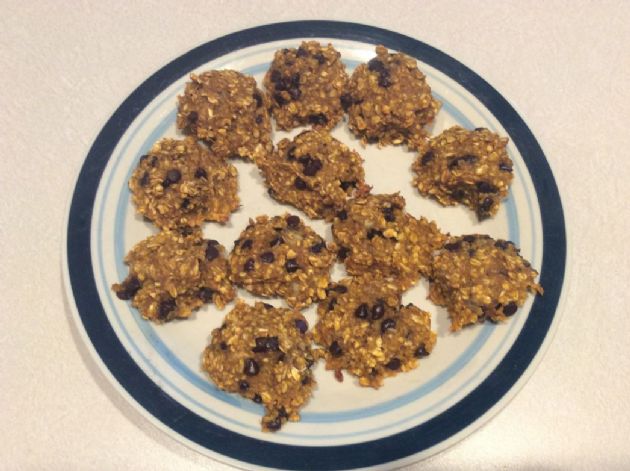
[63, 21, 567, 470]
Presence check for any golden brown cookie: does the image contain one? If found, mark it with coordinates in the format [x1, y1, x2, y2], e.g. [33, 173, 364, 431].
[429, 234, 543, 331]
[202, 301, 315, 431]
[412, 126, 513, 220]
[176, 70, 272, 160]
[257, 129, 366, 221]
[344, 45, 440, 149]
[332, 193, 446, 290]
[264, 41, 349, 131]
[112, 228, 235, 323]
[313, 275, 436, 388]
[228, 214, 335, 309]
[129, 137, 239, 229]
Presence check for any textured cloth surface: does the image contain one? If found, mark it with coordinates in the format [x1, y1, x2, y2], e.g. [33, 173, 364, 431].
[1, 1, 629, 469]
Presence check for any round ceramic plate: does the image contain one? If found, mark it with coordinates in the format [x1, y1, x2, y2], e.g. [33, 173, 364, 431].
[63, 21, 566, 470]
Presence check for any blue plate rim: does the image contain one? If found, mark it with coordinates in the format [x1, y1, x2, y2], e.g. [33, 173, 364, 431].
[65, 20, 567, 470]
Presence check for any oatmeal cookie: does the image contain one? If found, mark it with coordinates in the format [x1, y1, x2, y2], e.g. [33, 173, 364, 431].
[129, 137, 239, 229]
[264, 41, 349, 131]
[313, 275, 436, 388]
[257, 129, 367, 220]
[202, 301, 316, 431]
[177, 70, 272, 160]
[332, 193, 446, 290]
[112, 228, 235, 323]
[344, 45, 440, 149]
[429, 234, 543, 331]
[228, 214, 335, 309]
[412, 126, 513, 220]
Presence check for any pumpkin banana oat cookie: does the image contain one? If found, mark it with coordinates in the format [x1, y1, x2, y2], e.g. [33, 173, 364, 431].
[412, 126, 513, 220]
[344, 45, 441, 149]
[202, 301, 316, 432]
[257, 129, 367, 221]
[429, 234, 543, 331]
[228, 214, 335, 309]
[177, 70, 272, 161]
[264, 41, 349, 131]
[312, 275, 436, 388]
[332, 193, 446, 290]
[129, 137, 239, 229]
[112, 228, 235, 323]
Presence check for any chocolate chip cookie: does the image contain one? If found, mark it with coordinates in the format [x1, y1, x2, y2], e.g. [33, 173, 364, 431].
[412, 126, 513, 220]
[429, 234, 543, 331]
[177, 70, 272, 160]
[257, 129, 367, 221]
[129, 137, 239, 229]
[332, 193, 446, 290]
[202, 301, 316, 431]
[344, 45, 440, 149]
[313, 275, 436, 388]
[264, 41, 349, 131]
[228, 214, 335, 309]
[112, 228, 235, 323]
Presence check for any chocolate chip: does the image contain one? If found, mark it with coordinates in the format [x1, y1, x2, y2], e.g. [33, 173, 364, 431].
[139, 154, 149, 163]
[381, 318, 396, 333]
[149, 156, 158, 167]
[340, 93, 353, 111]
[329, 340, 343, 357]
[158, 297, 176, 319]
[262, 303, 274, 310]
[239, 380, 249, 391]
[336, 209, 347, 220]
[253, 336, 280, 353]
[139, 171, 149, 187]
[273, 92, 287, 105]
[255, 114, 263, 124]
[244, 258, 255, 272]
[337, 246, 350, 260]
[463, 235, 476, 243]
[165, 169, 181, 185]
[253, 394, 262, 403]
[244, 358, 260, 376]
[115, 276, 142, 300]
[371, 300, 385, 320]
[444, 241, 462, 252]
[476, 181, 497, 193]
[499, 161, 513, 172]
[187, 111, 198, 123]
[415, 344, 429, 357]
[270, 69, 281, 83]
[269, 237, 284, 247]
[314, 52, 326, 64]
[285, 258, 299, 273]
[286, 215, 300, 228]
[194, 167, 207, 179]
[253, 91, 263, 107]
[308, 113, 328, 126]
[198, 287, 214, 302]
[367, 58, 385, 72]
[205, 243, 220, 261]
[367, 228, 383, 240]
[494, 240, 509, 250]
[421, 151, 434, 166]
[294, 318, 308, 334]
[310, 241, 326, 254]
[294, 177, 308, 190]
[219, 341, 227, 350]
[265, 418, 282, 431]
[179, 198, 190, 210]
[378, 71, 392, 88]
[260, 252, 275, 263]
[479, 197, 494, 213]
[381, 207, 395, 222]
[503, 302, 518, 316]
[297, 46, 308, 57]
[278, 406, 288, 418]
[238, 239, 252, 251]
[385, 358, 401, 370]
[340, 180, 357, 191]
[354, 303, 369, 319]
[327, 298, 337, 311]
[300, 156, 323, 176]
